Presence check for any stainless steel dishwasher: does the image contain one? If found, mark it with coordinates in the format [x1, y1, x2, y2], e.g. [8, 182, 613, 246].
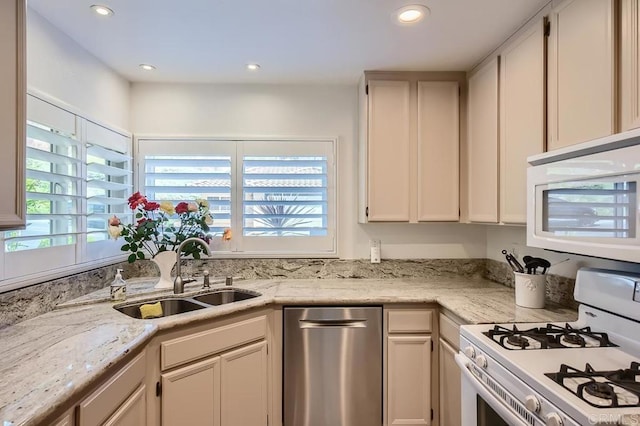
[283, 306, 382, 426]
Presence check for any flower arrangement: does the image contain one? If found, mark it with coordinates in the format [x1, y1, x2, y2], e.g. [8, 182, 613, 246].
[108, 192, 227, 263]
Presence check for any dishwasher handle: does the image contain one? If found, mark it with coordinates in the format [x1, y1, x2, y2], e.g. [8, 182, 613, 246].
[299, 318, 368, 328]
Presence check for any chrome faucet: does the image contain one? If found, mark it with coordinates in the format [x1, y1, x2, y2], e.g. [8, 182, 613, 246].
[174, 237, 211, 294]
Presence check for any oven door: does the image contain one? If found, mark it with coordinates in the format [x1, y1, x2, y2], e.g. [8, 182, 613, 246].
[455, 353, 535, 426]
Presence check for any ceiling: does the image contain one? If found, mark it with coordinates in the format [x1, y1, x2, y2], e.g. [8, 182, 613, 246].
[28, 0, 549, 84]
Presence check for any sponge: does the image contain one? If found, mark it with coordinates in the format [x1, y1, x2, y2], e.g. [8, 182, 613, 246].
[139, 301, 163, 319]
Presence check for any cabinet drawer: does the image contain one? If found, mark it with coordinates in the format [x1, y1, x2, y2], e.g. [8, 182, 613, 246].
[388, 310, 432, 333]
[161, 315, 267, 370]
[439, 313, 460, 350]
[78, 351, 145, 426]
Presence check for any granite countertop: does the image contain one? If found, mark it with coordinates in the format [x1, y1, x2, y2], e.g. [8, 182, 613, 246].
[0, 276, 577, 426]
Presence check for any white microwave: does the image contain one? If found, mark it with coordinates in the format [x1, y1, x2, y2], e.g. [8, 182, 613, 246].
[527, 130, 640, 263]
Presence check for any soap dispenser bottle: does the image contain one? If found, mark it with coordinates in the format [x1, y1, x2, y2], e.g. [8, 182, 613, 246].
[110, 268, 127, 301]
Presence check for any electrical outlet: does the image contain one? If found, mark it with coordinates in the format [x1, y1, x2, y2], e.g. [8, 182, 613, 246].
[370, 239, 381, 263]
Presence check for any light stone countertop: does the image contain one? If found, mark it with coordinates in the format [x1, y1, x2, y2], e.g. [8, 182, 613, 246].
[0, 276, 577, 426]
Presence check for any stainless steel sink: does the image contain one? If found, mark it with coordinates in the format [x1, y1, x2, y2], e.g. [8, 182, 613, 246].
[193, 289, 260, 305]
[114, 298, 208, 319]
[113, 288, 261, 318]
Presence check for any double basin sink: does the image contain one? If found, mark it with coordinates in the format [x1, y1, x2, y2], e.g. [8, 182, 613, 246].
[114, 288, 260, 319]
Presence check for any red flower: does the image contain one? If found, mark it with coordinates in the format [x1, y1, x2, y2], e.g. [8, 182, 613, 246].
[143, 201, 160, 211]
[128, 192, 147, 209]
[136, 218, 149, 227]
[175, 202, 189, 214]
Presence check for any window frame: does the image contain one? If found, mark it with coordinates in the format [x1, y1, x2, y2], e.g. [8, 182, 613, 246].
[135, 136, 338, 258]
[0, 92, 132, 292]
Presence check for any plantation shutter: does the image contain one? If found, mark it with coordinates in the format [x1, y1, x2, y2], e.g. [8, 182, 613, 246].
[85, 121, 133, 260]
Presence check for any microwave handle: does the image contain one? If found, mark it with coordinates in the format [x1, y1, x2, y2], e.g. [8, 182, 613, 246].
[455, 353, 529, 426]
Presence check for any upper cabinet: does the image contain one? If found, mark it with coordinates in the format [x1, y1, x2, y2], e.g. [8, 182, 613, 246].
[0, 0, 26, 229]
[547, 0, 615, 150]
[359, 72, 462, 223]
[467, 58, 499, 223]
[499, 20, 545, 224]
[621, 0, 640, 131]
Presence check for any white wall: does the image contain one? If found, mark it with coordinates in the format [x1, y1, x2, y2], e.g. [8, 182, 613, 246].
[486, 226, 640, 278]
[130, 82, 487, 259]
[27, 8, 130, 130]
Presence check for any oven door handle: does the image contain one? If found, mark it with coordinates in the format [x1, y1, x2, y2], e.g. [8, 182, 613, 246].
[455, 353, 529, 426]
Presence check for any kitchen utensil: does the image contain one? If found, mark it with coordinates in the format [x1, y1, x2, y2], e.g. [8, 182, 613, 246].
[525, 258, 542, 275]
[502, 250, 524, 273]
[533, 257, 551, 274]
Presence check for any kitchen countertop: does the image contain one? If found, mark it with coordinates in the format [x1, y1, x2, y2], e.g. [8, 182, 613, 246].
[0, 276, 577, 426]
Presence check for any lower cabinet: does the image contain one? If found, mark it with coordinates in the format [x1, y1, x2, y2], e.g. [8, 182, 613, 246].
[157, 311, 270, 426]
[386, 308, 434, 426]
[438, 312, 463, 426]
[162, 357, 221, 426]
[77, 351, 147, 426]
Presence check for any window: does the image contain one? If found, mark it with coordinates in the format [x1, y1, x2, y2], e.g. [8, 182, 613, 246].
[137, 139, 336, 256]
[2, 95, 132, 283]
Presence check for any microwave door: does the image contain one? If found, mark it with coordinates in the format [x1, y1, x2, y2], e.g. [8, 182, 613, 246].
[530, 173, 640, 262]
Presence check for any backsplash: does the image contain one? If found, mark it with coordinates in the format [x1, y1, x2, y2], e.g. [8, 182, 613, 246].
[0, 257, 575, 328]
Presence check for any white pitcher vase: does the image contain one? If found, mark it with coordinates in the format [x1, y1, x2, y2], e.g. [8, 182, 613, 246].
[152, 250, 176, 289]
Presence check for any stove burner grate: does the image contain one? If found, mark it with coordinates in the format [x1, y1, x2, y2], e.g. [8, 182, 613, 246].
[483, 323, 617, 350]
[545, 362, 640, 408]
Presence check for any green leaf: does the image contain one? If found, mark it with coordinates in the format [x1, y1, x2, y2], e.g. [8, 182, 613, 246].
[127, 253, 137, 263]
[130, 242, 138, 251]
[121, 244, 130, 251]
[137, 251, 145, 259]
[136, 212, 143, 218]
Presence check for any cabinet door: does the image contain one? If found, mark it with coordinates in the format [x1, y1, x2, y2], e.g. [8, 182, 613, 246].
[621, 0, 640, 131]
[387, 335, 432, 426]
[0, 0, 26, 229]
[162, 357, 221, 426]
[367, 80, 411, 221]
[417, 81, 459, 221]
[104, 385, 146, 426]
[499, 20, 545, 224]
[548, 0, 615, 150]
[52, 410, 75, 426]
[220, 340, 268, 426]
[468, 58, 499, 223]
[438, 338, 461, 426]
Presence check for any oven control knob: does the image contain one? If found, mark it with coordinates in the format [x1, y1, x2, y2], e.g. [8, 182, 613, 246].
[463, 346, 476, 359]
[546, 413, 564, 426]
[475, 355, 488, 368]
[524, 395, 540, 413]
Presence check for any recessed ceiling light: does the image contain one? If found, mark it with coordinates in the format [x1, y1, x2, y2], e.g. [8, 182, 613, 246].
[139, 64, 156, 71]
[90, 5, 114, 17]
[395, 5, 430, 24]
[247, 63, 261, 71]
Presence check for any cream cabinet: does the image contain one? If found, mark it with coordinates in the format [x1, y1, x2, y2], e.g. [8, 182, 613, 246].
[438, 313, 463, 426]
[156, 312, 270, 426]
[547, 0, 615, 150]
[53, 410, 75, 426]
[499, 20, 545, 224]
[77, 351, 146, 426]
[386, 308, 434, 426]
[0, 0, 26, 229]
[162, 357, 221, 426]
[621, 0, 640, 131]
[220, 341, 268, 426]
[359, 73, 461, 223]
[467, 58, 499, 223]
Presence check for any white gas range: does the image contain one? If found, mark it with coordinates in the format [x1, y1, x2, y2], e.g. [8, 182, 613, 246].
[457, 268, 640, 426]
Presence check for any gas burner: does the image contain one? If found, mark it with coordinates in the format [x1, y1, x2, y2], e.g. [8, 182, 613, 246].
[545, 363, 640, 408]
[584, 382, 614, 400]
[561, 333, 585, 347]
[483, 323, 617, 350]
[506, 335, 530, 348]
